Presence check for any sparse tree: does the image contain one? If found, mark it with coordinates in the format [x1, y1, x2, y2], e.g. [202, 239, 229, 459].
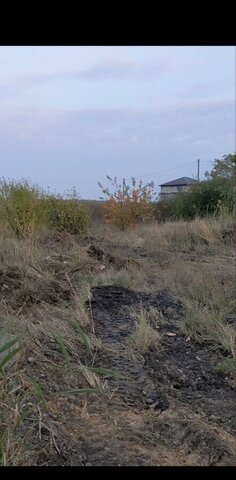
[205, 153, 236, 180]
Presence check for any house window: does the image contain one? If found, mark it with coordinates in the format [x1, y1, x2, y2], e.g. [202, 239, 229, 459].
[177, 186, 183, 192]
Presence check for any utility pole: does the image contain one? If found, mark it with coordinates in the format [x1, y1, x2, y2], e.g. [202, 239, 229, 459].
[197, 159, 200, 181]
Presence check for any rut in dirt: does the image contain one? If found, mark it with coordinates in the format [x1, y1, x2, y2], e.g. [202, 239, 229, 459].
[90, 286, 183, 410]
[81, 285, 236, 466]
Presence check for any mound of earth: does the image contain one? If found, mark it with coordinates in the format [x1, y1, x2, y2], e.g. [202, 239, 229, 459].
[0, 266, 71, 310]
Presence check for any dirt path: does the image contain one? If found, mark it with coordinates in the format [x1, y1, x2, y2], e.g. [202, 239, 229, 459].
[44, 286, 235, 466]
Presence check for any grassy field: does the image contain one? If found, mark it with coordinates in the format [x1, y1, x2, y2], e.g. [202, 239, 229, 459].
[0, 212, 235, 465]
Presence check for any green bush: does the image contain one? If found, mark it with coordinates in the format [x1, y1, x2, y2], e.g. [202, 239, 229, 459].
[0, 179, 90, 237]
[46, 191, 90, 234]
[0, 178, 47, 238]
[159, 177, 235, 221]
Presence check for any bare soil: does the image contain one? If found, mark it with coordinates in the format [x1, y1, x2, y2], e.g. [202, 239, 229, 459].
[35, 284, 235, 466]
[2, 228, 235, 466]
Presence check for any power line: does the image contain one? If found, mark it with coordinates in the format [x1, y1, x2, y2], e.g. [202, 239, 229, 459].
[200, 160, 215, 163]
[125, 161, 195, 182]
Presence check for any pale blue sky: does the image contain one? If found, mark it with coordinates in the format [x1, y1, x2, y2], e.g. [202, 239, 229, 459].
[0, 46, 235, 198]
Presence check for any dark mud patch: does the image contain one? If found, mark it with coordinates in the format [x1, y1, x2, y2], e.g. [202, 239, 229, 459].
[31, 285, 236, 466]
[82, 285, 236, 465]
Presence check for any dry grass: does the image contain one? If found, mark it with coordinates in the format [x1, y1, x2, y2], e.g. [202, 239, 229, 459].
[182, 305, 235, 357]
[92, 216, 235, 358]
[0, 369, 42, 465]
[92, 214, 234, 254]
[157, 259, 235, 310]
[0, 228, 105, 464]
[127, 304, 162, 354]
[0, 298, 104, 464]
[91, 266, 147, 291]
[139, 216, 228, 251]
[0, 213, 235, 464]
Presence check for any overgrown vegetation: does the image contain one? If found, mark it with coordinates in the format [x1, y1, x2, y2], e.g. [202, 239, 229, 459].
[160, 177, 235, 220]
[0, 179, 90, 238]
[0, 179, 47, 238]
[205, 153, 236, 180]
[157, 153, 236, 221]
[98, 176, 155, 230]
[46, 190, 90, 234]
[0, 153, 235, 465]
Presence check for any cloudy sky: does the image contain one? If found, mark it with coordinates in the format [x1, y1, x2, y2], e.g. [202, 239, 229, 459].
[0, 46, 235, 198]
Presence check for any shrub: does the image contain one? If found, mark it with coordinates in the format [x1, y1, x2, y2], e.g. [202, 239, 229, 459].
[0, 178, 47, 238]
[98, 176, 155, 230]
[159, 177, 235, 221]
[152, 200, 172, 222]
[46, 190, 90, 234]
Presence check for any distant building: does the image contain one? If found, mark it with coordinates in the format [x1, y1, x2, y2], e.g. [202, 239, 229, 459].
[159, 176, 198, 200]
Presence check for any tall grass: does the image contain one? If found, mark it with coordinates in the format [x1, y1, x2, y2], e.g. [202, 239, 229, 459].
[127, 304, 161, 354]
[182, 305, 235, 357]
[0, 328, 20, 374]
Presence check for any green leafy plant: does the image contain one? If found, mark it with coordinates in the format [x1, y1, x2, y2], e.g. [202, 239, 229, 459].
[46, 188, 90, 234]
[0, 329, 20, 374]
[52, 333, 71, 369]
[0, 178, 47, 238]
[161, 177, 235, 220]
[205, 153, 236, 179]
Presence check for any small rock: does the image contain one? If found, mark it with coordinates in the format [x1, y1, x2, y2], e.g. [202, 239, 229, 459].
[166, 332, 176, 337]
[28, 356, 35, 363]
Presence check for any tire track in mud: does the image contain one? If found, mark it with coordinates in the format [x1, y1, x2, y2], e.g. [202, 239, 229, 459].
[84, 286, 236, 466]
[44, 286, 235, 466]
[90, 286, 182, 410]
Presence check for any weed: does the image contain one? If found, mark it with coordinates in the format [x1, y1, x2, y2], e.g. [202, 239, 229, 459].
[127, 304, 161, 354]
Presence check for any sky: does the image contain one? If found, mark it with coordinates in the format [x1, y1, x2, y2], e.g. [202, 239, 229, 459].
[0, 46, 235, 199]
